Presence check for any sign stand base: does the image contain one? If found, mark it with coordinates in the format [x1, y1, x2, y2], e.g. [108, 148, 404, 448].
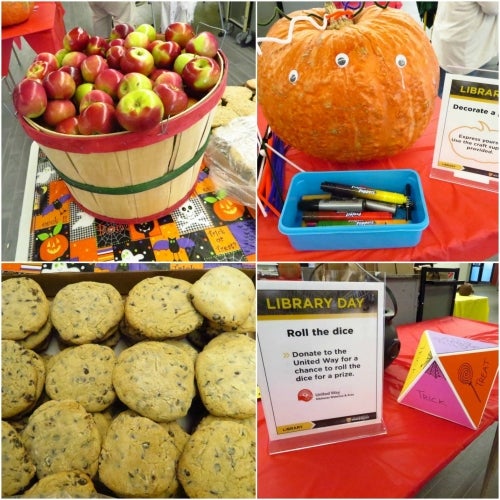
[267, 420, 387, 455]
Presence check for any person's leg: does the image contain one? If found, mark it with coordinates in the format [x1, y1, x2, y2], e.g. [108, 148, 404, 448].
[105, 1, 135, 26]
[88, 2, 113, 38]
[438, 66, 447, 98]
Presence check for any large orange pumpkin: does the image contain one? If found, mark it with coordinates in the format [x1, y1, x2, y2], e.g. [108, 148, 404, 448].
[2, 1, 34, 27]
[257, 5, 439, 162]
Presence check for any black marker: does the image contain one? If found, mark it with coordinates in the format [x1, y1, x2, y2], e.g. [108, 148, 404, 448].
[298, 199, 397, 214]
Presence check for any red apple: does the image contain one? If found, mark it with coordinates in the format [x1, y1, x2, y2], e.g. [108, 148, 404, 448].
[173, 52, 197, 75]
[151, 41, 181, 69]
[120, 47, 154, 75]
[94, 68, 123, 100]
[43, 69, 76, 100]
[185, 31, 219, 58]
[109, 38, 125, 47]
[105, 45, 126, 69]
[61, 51, 87, 69]
[34, 52, 60, 72]
[86, 35, 108, 56]
[116, 89, 164, 132]
[165, 22, 195, 48]
[152, 69, 183, 88]
[117, 72, 152, 99]
[55, 116, 80, 134]
[182, 56, 221, 94]
[12, 79, 47, 118]
[79, 89, 114, 112]
[60, 65, 83, 87]
[63, 27, 90, 52]
[154, 83, 188, 117]
[124, 31, 150, 49]
[42, 99, 76, 127]
[78, 102, 118, 134]
[80, 54, 108, 83]
[25, 60, 51, 80]
[147, 39, 164, 53]
[110, 23, 134, 40]
[136, 23, 157, 42]
[74, 82, 94, 107]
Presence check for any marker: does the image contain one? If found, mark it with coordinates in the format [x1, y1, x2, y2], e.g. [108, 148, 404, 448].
[320, 181, 409, 206]
[312, 220, 409, 226]
[302, 211, 393, 221]
[300, 194, 332, 201]
[298, 199, 398, 214]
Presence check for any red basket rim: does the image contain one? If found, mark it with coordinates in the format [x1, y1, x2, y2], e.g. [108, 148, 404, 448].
[18, 51, 228, 154]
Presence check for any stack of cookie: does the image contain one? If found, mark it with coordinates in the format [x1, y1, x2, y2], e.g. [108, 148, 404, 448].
[212, 79, 256, 129]
[1, 266, 256, 498]
[2, 277, 52, 351]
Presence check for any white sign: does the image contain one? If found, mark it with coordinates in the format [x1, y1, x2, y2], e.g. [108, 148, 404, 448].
[257, 280, 386, 454]
[431, 74, 498, 192]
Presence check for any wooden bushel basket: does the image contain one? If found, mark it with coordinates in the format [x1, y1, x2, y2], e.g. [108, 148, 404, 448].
[19, 52, 228, 223]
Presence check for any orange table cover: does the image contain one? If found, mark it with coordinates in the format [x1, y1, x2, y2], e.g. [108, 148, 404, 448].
[2, 2, 65, 76]
[257, 99, 498, 261]
[258, 316, 498, 498]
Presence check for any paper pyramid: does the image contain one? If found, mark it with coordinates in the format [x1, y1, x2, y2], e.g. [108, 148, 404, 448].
[398, 330, 498, 429]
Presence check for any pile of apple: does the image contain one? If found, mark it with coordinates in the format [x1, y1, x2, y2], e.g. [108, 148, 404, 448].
[12, 22, 222, 135]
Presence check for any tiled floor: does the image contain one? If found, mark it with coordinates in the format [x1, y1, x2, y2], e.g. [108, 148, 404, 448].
[2, 1, 255, 261]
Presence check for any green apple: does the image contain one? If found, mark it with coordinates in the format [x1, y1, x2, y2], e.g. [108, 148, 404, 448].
[136, 23, 157, 42]
[74, 82, 95, 107]
[173, 52, 197, 75]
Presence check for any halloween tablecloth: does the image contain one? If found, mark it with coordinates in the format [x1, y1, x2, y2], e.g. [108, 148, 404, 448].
[257, 99, 499, 261]
[258, 316, 498, 498]
[17, 143, 255, 263]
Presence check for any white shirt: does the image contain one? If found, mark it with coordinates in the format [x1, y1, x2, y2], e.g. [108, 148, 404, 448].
[431, 1, 498, 73]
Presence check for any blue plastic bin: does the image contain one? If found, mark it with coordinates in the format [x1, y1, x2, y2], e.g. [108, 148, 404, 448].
[278, 169, 429, 250]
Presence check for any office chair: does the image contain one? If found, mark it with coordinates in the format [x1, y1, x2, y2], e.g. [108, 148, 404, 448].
[416, 266, 460, 322]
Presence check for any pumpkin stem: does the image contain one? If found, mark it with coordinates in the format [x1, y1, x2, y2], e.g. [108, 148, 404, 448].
[324, 2, 355, 28]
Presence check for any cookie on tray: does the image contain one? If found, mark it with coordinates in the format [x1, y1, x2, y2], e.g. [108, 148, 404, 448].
[2, 420, 36, 496]
[98, 410, 179, 497]
[113, 341, 196, 422]
[196, 332, 256, 419]
[124, 276, 203, 340]
[189, 266, 255, 329]
[22, 399, 101, 479]
[22, 470, 97, 498]
[2, 340, 46, 419]
[16, 315, 53, 352]
[178, 418, 256, 498]
[45, 343, 117, 412]
[51, 281, 124, 345]
[2, 277, 50, 341]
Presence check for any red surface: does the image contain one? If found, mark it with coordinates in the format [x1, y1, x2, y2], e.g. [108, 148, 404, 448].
[257, 99, 499, 261]
[2, 2, 66, 76]
[258, 316, 498, 498]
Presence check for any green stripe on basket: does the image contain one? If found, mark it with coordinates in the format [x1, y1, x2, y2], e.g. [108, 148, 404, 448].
[53, 134, 210, 196]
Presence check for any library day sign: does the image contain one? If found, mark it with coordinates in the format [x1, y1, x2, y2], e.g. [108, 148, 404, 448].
[257, 280, 387, 454]
[431, 74, 498, 192]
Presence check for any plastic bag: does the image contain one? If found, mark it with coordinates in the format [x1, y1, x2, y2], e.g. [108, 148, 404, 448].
[205, 116, 256, 207]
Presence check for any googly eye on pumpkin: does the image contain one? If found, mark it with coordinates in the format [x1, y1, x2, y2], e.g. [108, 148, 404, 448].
[395, 54, 407, 68]
[288, 69, 299, 84]
[335, 53, 349, 68]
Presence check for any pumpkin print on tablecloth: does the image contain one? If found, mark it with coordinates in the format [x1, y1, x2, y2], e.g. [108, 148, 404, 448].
[257, 5, 439, 163]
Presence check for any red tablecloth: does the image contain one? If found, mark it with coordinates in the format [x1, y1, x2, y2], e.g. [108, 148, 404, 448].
[258, 316, 498, 498]
[257, 100, 498, 261]
[2, 2, 66, 76]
